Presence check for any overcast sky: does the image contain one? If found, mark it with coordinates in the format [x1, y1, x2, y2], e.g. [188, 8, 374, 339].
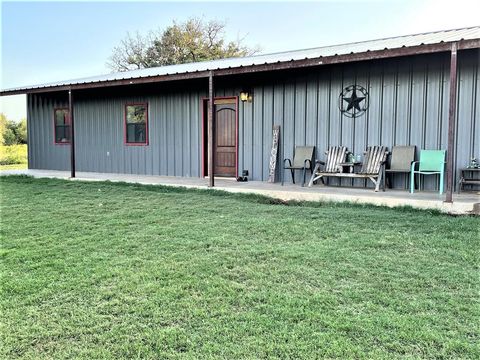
[1, 0, 479, 121]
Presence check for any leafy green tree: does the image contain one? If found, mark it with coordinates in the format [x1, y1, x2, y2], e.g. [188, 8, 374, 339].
[17, 118, 27, 144]
[107, 18, 259, 71]
[0, 113, 7, 145]
[0, 113, 27, 145]
[3, 127, 16, 146]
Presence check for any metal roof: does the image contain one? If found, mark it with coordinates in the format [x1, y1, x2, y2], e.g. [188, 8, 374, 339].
[2, 26, 479, 94]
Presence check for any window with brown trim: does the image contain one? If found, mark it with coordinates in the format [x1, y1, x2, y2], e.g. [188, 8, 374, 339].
[54, 108, 70, 144]
[125, 104, 148, 145]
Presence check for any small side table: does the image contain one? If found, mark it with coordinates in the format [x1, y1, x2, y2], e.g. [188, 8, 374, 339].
[338, 162, 362, 173]
[458, 168, 480, 193]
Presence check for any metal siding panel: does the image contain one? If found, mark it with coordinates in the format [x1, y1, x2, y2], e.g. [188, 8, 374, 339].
[306, 77, 318, 150]
[455, 54, 476, 185]
[352, 63, 370, 152]
[117, 98, 126, 174]
[262, 85, 274, 181]
[294, 78, 306, 146]
[151, 96, 160, 175]
[40, 97, 48, 169]
[424, 61, 443, 150]
[189, 93, 199, 177]
[317, 71, 331, 153]
[341, 67, 355, 152]
[181, 93, 190, 177]
[367, 64, 382, 146]
[283, 81, 295, 183]
[159, 95, 168, 175]
[101, 99, 109, 173]
[32, 95, 39, 169]
[113, 98, 120, 173]
[273, 82, 285, 181]
[166, 95, 175, 176]
[410, 58, 427, 151]
[381, 62, 397, 149]
[33, 95, 40, 169]
[341, 67, 356, 187]
[329, 66, 344, 186]
[412, 58, 434, 190]
[75, 99, 85, 172]
[37, 95, 45, 169]
[175, 94, 183, 176]
[473, 55, 480, 167]
[329, 66, 343, 146]
[146, 96, 154, 175]
[252, 86, 263, 180]
[28, 95, 36, 168]
[26, 95, 32, 168]
[395, 60, 413, 146]
[440, 63, 450, 151]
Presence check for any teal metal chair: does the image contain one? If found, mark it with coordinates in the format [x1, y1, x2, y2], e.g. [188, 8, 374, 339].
[410, 150, 446, 194]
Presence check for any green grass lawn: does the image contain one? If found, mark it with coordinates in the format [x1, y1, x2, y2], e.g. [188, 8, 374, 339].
[1, 176, 478, 359]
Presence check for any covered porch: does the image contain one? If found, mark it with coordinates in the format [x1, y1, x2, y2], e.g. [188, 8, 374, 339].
[1, 169, 478, 215]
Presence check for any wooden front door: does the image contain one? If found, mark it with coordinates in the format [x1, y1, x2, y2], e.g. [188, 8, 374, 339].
[204, 98, 238, 177]
[214, 100, 237, 177]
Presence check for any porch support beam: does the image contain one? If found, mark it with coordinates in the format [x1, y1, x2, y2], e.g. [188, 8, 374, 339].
[68, 89, 75, 178]
[445, 43, 458, 203]
[208, 71, 214, 187]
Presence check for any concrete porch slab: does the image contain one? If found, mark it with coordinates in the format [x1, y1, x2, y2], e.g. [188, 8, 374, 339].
[1, 169, 479, 215]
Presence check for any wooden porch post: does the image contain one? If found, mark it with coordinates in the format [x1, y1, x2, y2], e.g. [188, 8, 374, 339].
[445, 43, 458, 203]
[68, 89, 76, 178]
[208, 71, 214, 187]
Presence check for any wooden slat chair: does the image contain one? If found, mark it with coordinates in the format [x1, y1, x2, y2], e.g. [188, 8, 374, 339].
[385, 146, 416, 188]
[307, 146, 348, 187]
[308, 146, 388, 191]
[282, 146, 315, 187]
[410, 150, 446, 194]
[356, 146, 389, 192]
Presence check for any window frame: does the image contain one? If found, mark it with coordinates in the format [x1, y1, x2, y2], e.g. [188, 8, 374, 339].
[53, 108, 71, 145]
[124, 103, 149, 146]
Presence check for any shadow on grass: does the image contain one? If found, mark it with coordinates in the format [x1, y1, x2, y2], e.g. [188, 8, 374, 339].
[0, 174, 451, 216]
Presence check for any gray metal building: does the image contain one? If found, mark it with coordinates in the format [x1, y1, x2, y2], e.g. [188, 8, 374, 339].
[2, 27, 479, 195]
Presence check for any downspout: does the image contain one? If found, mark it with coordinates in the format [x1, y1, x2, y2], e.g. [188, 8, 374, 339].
[68, 89, 76, 178]
[445, 42, 458, 203]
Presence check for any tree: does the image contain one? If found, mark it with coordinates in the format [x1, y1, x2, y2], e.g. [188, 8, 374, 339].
[107, 18, 259, 72]
[0, 113, 27, 145]
[17, 118, 27, 144]
[0, 113, 7, 145]
[2, 126, 16, 146]
[107, 32, 155, 71]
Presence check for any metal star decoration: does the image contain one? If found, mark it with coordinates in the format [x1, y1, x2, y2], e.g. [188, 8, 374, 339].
[343, 89, 365, 112]
[338, 85, 369, 118]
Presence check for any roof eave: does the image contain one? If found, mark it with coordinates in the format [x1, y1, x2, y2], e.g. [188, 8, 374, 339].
[2, 38, 479, 97]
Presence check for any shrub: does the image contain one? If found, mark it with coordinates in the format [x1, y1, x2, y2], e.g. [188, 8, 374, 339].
[0, 144, 27, 165]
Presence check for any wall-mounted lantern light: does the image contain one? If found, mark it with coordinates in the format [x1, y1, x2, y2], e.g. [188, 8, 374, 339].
[240, 90, 252, 102]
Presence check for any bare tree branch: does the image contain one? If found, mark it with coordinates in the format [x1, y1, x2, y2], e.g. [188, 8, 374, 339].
[107, 17, 261, 72]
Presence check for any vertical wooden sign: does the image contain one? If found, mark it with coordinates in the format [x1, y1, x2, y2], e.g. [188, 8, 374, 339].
[268, 125, 280, 183]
